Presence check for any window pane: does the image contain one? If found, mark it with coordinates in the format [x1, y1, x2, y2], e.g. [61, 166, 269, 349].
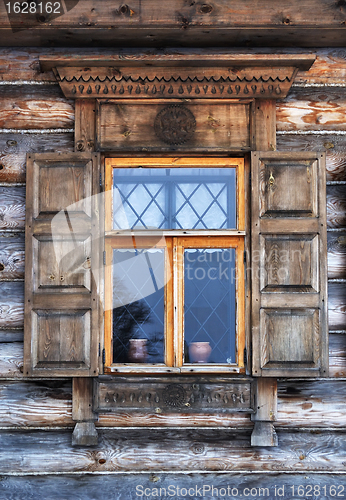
[183, 248, 236, 364]
[113, 168, 236, 230]
[112, 248, 165, 363]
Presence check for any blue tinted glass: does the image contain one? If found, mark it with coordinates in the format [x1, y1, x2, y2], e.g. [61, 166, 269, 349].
[113, 168, 236, 230]
[112, 249, 165, 364]
[183, 248, 236, 364]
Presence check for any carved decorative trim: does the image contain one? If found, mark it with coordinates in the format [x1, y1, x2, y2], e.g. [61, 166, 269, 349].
[56, 68, 296, 99]
[40, 54, 315, 100]
[154, 105, 196, 145]
[93, 377, 254, 413]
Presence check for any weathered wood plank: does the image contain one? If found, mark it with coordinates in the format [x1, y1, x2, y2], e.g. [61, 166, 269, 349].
[296, 48, 346, 84]
[1, 1, 346, 29]
[1, 473, 345, 500]
[277, 380, 346, 428]
[0, 428, 345, 473]
[329, 283, 346, 331]
[0, 329, 23, 343]
[0, 28, 345, 48]
[0, 133, 74, 183]
[0, 342, 23, 378]
[0, 86, 74, 130]
[0, 381, 73, 427]
[277, 88, 346, 132]
[327, 185, 346, 229]
[0, 186, 25, 230]
[328, 231, 346, 279]
[276, 133, 346, 182]
[0, 282, 24, 329]
[0, 48, 343, 84]
[0, 233, 24, 280]
[329, 333, 346, 378]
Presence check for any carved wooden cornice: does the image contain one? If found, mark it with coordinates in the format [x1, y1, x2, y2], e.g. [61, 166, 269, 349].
[40, 53, 316, 100]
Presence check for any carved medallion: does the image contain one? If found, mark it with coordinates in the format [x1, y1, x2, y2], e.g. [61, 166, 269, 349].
[154, 105, 196, 145]
[162, 384, 186, 407]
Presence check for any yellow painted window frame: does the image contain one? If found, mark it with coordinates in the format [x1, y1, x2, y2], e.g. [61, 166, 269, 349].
[104, 157, 245, 374]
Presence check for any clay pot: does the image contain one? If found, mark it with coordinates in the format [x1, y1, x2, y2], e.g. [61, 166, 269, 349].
[189, 342, 212, 363]
[128, 339, 148, 363]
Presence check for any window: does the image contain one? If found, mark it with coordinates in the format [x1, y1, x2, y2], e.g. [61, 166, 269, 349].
[104, 158, 245, 373]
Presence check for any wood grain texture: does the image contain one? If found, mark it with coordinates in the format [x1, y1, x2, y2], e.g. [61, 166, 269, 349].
[1, 473, 346, 500]
[0, 86, 74, 130]
[0, 186, 25, 230]
[0, 133, 74, 183]
[0, 48, 342, 83]
[327, 185, 346, 229]
[0, 380, 73, 427]
[328, 283, 346, 331]
[329, 333, 346, 378]
[0, 329, 23, 343]
[277, 379, 346, 428]
[0, 282, 24, 329]
[0, 341, 23, 378]
[277, 88, 346, 132]
[0, 1, 346, 29]
[296, 48, 346, 84]
[0, 48, 342, 82]
[0, 428, 345, 473]
[276, 133, 346, 182]
[0, 233, 24, 280]
[328, 231, 346, 279]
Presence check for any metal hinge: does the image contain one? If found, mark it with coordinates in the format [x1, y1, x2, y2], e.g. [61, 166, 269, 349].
[244, 250, 247, 263]
[102, 348, 106, 366]
[98, 343, 101, 357]
[244, 347, 247, 366]
[103, 251, 106, 266]
[100, 172, 102, 189]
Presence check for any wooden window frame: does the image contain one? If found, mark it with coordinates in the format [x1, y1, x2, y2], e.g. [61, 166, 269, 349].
[104, 157, 245, 375]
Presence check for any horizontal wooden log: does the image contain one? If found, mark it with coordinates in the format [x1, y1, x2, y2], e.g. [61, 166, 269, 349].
[328, 283, 346, 331]
[0, 0, 344, 28]
[0, 186, 25, 230]
[329, 333, 346, 378]
[0, 86, 74, 130]
[0, 133, 74, 183]
[276, 133, 346, 182]
[0, 380, 73, 427]
[0, 342, 23, 378]
[328, 231, 346, 279]
[0, 48, 343, 85]
[0, 233, 24, 280]
[0, 428, 345, 473]
[296, 48, 346, 84]
[277, 88, 346, 132]
[1, 473, 346, 500]
[0, 329, 23, 343]
[0, 282, 24, 329]
[327, 185, 346, 229]
[277, 379, 346, 428]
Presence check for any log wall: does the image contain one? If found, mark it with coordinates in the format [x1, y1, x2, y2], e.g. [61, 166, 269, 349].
[0, 48, 345, 493]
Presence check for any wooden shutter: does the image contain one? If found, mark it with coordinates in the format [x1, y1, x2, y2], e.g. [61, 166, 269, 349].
[24, 153, 101, 377]
[251, 152, 328, 377]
